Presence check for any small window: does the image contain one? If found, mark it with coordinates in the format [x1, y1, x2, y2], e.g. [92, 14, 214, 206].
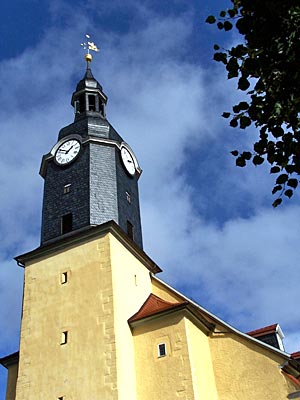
[60, 272, 68, 285]
[61, 331, 68, 345]
[74, 100, 80, 114]
[61, 214, 72, 235]
[79, 94, 85, 113]
[126, 191, 131, 204]
[127, 220, 134, 240]
[88, 95, 96, 111]
[64, 184, 71, 194]
[158, 343, 166, 357]
[58, 397, 65, 400]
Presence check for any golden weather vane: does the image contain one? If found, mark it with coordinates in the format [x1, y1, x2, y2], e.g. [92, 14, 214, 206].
[81, 34, 100, 63]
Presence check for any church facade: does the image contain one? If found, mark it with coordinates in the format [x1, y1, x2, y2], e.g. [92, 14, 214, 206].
[1, 54, 300, 399]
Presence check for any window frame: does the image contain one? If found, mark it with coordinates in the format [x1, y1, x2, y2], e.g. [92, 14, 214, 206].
[157, 343, 167, 358]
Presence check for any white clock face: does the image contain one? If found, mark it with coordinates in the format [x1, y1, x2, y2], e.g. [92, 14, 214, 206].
[120, 147, 135, 176]
[55, 139, 81, 166]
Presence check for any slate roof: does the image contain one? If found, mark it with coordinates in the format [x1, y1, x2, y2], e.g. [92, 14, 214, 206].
[75, 64, 103, 91]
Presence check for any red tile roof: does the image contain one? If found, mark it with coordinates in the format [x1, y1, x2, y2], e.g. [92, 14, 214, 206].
[247, 324, 278, 338]
[128, 294, 188, 323]
[282, 371, 300, 388]
[291, 352, 300, 360]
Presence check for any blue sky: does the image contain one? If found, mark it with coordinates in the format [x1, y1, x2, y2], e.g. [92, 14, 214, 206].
[1, 0, 300, 396]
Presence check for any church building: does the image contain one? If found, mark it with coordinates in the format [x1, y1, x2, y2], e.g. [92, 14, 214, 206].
[1, 48, 300, 399]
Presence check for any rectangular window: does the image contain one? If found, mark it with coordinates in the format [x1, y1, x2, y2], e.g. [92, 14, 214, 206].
[58, 397, 65, 400]
[74, 99, 80, 114]
[127, 220, 134, 240]
[61, 213, 73, 235]
[158, 343, 166, 357]
[88, 94, 96, 111]
[60, 272, 68, 284]
[61, 331, 68, 345]
[63, 184, 71, 194]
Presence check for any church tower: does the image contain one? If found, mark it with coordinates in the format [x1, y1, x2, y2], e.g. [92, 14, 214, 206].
[40, 52, 143, 248]
[9, 48, 160, 400]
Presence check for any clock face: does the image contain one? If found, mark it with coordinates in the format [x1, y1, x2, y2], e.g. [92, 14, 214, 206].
[120, 147, 135, 176]
[55, 139, 81, 166]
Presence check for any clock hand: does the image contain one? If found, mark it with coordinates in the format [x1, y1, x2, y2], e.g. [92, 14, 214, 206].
[65, 144, 75, 154]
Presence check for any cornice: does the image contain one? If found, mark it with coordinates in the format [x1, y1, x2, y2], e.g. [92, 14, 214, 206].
[15, 220, 161, 275]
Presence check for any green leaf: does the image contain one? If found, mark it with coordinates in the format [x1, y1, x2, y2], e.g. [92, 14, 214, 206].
[224, 21, 233, 31]
[213, 52, 227, 64]
[226, 57, 239, 77]
[270, 166, 281, 174]
[231, 150, 239, 156]
[230, 118, 238, 128]
[271, 127, 284, 138]
[222, 112, 231, 118]
[228, 8, 237, 18]
[240, 116, 252, 129]
[230, 44, 247, 58]
[217, 22, 224, 30]
[272, 198, 282, 208]
[220, 10, 226, 17]
[272, 185, 282, 194]
[285, 165, 295, 174]
[236, 156, 246, 167]
[276, 174, 288, 184]
[284, 189, 293, 198]
[236, 15, 252, 35]
[274, 102, 282, 115]
[254, 141, 265, 154]
[253, 155, 264, 165]
[238, 102, 249, 111]
[287, 178, 298, 189]
[238, 77, 250, 91]
[214, 44, 220, 51]
[242, 151, 252, 160]
[206, 15, 216, 24]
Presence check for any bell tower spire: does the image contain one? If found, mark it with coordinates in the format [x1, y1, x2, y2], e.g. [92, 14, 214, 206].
[39, 37, 143, 248]
[72, 36, 107, 120]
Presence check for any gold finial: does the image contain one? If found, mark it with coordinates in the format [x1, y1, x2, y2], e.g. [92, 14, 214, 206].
[81, 34, 100, 63]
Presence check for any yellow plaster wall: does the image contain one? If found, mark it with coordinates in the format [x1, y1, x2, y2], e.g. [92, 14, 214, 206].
[109, 234, 153, 400]
[185, 318, 219, 399]
[132, 314, 195, 400]
[151, 277, 184, 303]
[5, 363, 18, 400]
[15, 234, 118, 400]
[210, 330, 296, 399]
